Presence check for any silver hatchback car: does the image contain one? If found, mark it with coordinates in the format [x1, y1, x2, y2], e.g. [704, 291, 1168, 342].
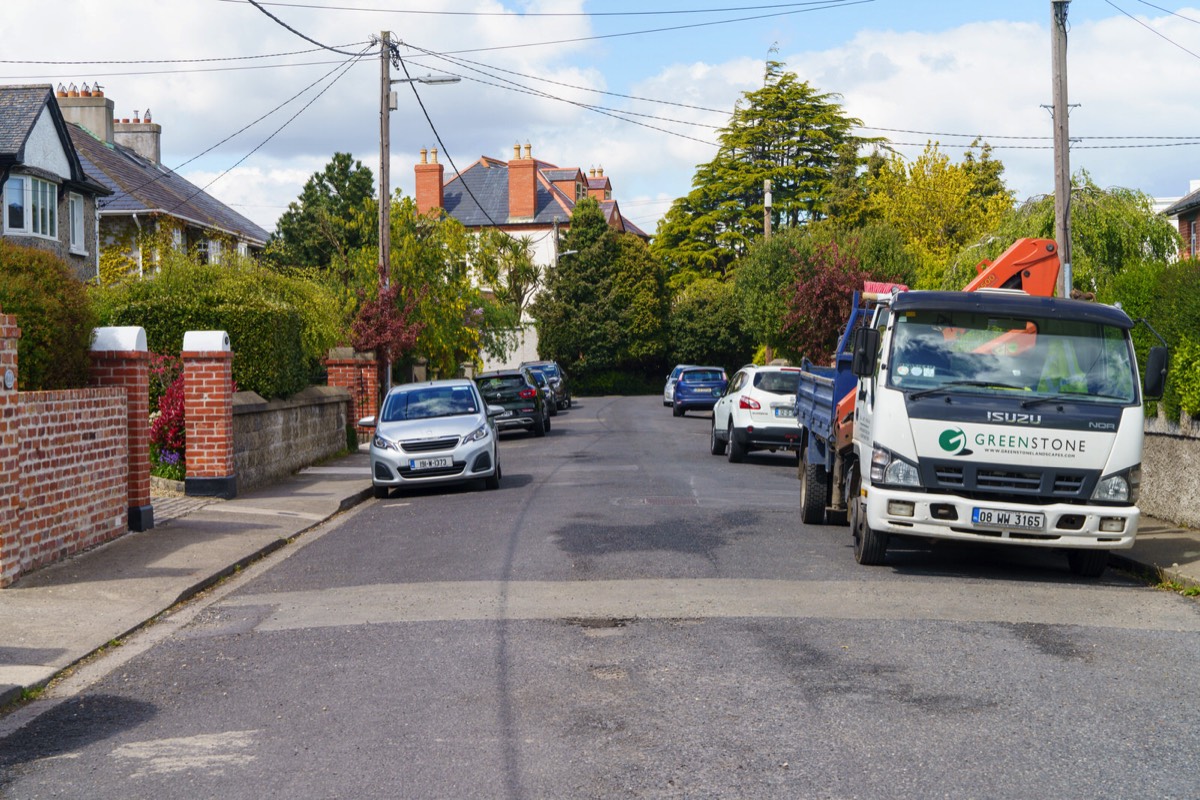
[361, 379, 503, 498]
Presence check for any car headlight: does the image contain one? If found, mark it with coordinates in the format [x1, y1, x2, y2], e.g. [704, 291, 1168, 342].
[463, 423, 490, 444]
[870, 444, 921, 488]
[1092, 465, 1140, 504]
[372, 434, 399, 452]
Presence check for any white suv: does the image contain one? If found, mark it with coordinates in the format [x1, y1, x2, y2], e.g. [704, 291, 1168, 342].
[710, 364, 802, 462]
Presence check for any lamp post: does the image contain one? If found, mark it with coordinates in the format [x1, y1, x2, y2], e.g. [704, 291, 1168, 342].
[376, 31, 459, 404]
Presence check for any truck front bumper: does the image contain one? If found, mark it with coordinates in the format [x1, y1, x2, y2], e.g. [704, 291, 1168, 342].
[864, 487, 1138, 550]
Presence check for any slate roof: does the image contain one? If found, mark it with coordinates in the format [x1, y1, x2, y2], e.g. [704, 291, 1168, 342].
[0, 84, 108, 195]
[442, 156, 647, 238]
[1163, 188, 1200, 218]
[68, 123, 269, 245]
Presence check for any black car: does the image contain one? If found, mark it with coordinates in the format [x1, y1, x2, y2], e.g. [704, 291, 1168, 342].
[475, 368, 549, 437]
[521, 360, 571, 410]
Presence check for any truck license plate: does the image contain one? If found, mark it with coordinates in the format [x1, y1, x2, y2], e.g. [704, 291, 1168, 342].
[410, 456, 453, 471]
[972, 507, 1045, 531]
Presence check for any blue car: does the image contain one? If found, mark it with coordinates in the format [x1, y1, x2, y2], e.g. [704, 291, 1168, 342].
[672, 367, 728, 417]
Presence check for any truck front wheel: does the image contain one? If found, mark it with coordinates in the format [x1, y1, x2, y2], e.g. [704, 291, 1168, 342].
[799, 454, 828, 525]
[1067, 549, 1109, 578]
[850, 472, 888, 565]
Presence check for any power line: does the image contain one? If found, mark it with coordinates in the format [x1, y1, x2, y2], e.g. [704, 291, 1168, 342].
[98, 46, 370, 211]
[245, 0, 376, 56]
[427, 0, 875, 56]
[1104, 0, 1200, 61]
[0, 44, 368, 65]
[1135, 0, 1200, 24]
[1, 58, 359, 81]
[217, 0, 854, 16]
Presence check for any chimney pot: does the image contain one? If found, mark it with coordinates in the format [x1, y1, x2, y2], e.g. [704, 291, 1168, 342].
[420, 148, 428, 165]
[513, 143, 521, 160]
[144, 108, 151, 122]
[524, 142, 532, 160]
[431, 147, 438, 164]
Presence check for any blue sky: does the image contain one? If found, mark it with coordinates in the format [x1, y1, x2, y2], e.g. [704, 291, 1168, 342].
[5, 1, 1199, 234]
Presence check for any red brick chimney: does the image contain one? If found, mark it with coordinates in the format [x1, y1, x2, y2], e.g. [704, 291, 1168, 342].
[414, 147, 444, 216]
[508, 142, 537, 220]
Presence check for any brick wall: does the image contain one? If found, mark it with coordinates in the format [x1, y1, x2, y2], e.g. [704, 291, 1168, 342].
[10, 389, 127, 584]
[0, 312, 20, 586]
[232, 386, 350, 494]
[325, 351, 377, 440]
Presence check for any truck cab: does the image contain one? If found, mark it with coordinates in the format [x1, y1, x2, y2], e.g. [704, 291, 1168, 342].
[848, 289, 1167, 576]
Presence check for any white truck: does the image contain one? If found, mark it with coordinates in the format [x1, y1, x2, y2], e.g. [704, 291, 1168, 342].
[795, 285, 1169, 576]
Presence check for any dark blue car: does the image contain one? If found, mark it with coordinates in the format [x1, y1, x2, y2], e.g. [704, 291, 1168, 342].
[672, 367, 728, 417]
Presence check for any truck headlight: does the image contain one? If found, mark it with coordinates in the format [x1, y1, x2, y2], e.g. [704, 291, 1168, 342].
[1092, 465, 1140, 504]
[871, 444, 922, 488]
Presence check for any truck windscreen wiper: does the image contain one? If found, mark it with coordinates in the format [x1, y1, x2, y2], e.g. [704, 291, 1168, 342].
[908, 380, 1027, 400]
[1021, 392, 1128, 409]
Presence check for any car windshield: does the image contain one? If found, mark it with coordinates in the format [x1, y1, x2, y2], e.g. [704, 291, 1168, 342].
[538, 363, 560, 377]
[478, 376, 524, 394]
[682, 369, 724, 382]
[753, 370, 800, 394]
[529, 371, 547, 387]
[381, 386, 479, 422]
[888, 309, 1137, 404]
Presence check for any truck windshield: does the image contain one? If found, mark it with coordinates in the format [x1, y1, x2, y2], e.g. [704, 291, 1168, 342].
[888, 309, 1137, 404]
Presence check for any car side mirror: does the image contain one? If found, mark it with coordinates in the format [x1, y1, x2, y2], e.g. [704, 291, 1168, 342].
[487, 404, 506, 418]
[851, 327, 880, 377]
[358, 415, 376, 428]
[1143, 345, 1168, 400]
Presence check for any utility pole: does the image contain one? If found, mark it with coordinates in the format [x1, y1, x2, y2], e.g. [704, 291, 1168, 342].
[764, 178, 774, 364]
[378, 30, 393, 403]
[1051, 1, 1072, 297]
[763, 179, 773, 239]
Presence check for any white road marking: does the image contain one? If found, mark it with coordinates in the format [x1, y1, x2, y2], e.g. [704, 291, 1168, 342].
[223, 578, 1200, 632]
[112, 729, 259, 778]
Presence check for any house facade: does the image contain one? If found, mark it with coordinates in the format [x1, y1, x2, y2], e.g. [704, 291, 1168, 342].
[0, 85, 111, 279]
[414, 143, 647, 368]
[1163, 179, 1200, 260]
[56, 85, 269, 279]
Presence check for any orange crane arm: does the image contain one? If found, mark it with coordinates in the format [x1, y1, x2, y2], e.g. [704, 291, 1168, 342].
[963, 238, 1060, 297]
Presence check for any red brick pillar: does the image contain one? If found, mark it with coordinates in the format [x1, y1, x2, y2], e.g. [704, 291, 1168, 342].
[324, 347, 378, 441]
[90, 326, 154, 531]
[182, 331, 236, 499]
[0, 308, 21, 587]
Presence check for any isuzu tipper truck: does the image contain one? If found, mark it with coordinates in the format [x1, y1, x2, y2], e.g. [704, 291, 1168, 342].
[793, 240, 1169, 576]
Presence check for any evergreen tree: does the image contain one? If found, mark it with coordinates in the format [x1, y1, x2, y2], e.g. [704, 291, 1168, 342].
[652, 61, 873, 283]
[270, 152, 377, 273]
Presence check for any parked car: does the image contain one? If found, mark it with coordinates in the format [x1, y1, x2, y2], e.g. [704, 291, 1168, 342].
[663, 364, 693, 406]
[710, 364, 803, 462]
[671, 366, 727, 417]
[525, 367, 558, 416]
[361, 379, 502, 498]
[521, 360, 571, 409]
[475, 368, 549, 437]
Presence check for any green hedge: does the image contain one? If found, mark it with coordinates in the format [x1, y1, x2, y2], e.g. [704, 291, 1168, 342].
[573, 369, 663, 396]
[0, 240, 97, 390]
[108, 297, 308, 398]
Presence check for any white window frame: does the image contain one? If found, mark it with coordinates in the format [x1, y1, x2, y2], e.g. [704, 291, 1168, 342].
[209, 238, 222, 265]
[4, 175, 26, 233]
[4, 175, 59, 239]
[172, 227, 183, 251]
[68, 193, 86, 254]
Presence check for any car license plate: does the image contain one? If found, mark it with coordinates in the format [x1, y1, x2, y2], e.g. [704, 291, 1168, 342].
[410, 456, 453, 471]
[773, 407, 796, 418]
[500, 409, 513, 418]
[971, 507, 1045, 531]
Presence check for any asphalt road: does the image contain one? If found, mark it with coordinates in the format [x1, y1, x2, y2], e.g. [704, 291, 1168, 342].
[3, 396, 1200, 799]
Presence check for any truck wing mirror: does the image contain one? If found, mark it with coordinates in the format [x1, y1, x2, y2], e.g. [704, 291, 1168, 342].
[851, 327, 880, 377]
[1143, 345, 1168, 400]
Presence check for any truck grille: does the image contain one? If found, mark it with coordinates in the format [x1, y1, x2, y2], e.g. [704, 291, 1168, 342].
[923, 460, 1095, 501]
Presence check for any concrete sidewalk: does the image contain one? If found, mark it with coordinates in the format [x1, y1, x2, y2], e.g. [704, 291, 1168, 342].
[1, 448, 1198, 708]
[0, 451, 374, 707]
